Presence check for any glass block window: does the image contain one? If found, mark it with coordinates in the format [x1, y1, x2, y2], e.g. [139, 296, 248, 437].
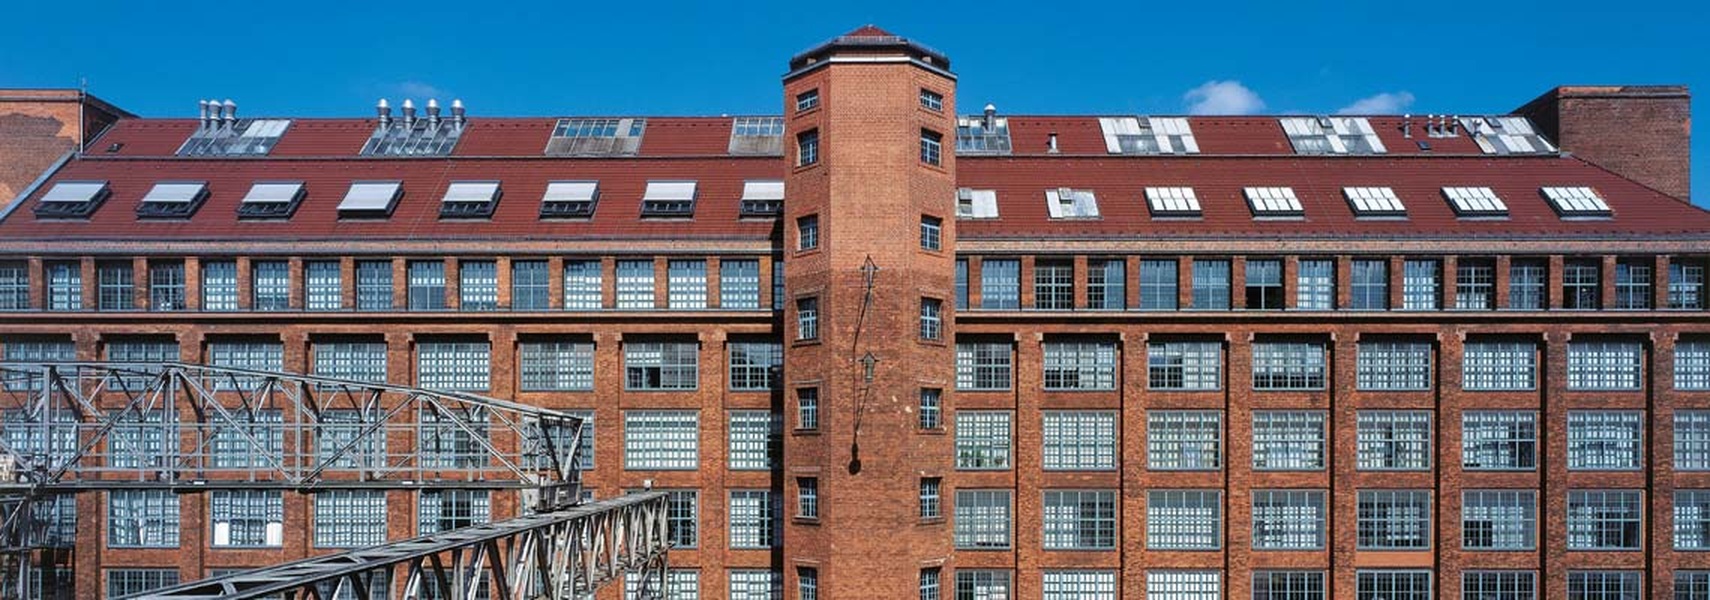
[920, 297, 943, 340]
[920, 478, 941, 520]
[1357, 411, 1431, 470]
[1146, 490, 1220, 550]
[1564, 259, 1601, 310]
[559, 259, 604, 310]
[1463, 490, 1537, 550]
[666, 260, 707, 309]
[1145, 571, 1220, 600]
[519, 338, 594, 391]
[1676, 490, 1710, 550]
[720, 259, 760, 309]
[1252, 490, 1326, 550]
[1042, 339, 1116, 390]
[953, 490, 1011, 549]
[200, 259, 237, 311]
[1087, 259, 1125, 310]
[1043, 571, 1116, 600]
[1350, 259, 1388, 310]
[1140, 259, 1179, 310]
[1147, 340, 1221, 390]
[1567, 410, 1642, 470]
[44, 261, 81, 311]
[1147, 410, 1222, 470]
[1357, 490, 1431, 550]
[108, 489, 180, 548]
[727, 411, 779, 471]
[729, 570, 781, 600]
[1464, 340, 1537, 390]
[1463, 411, 1538, 470]
[1042, 490, 1117, 550]
[956, 340, 1012, 390]
[1296, 259, 1333, 310]
[624, 340, 698, 390]
[1401, 259, 1439, 310]
[1679, 411, 1710, 470]
[955, 411, 1011, 470]
[207, 339, 283, 391]
[505, 259, 549, 310]
[1508, 258, 1547, 310]
[149, 260, 186, 311]
[1034, 260, 1074, 310]
[1567, 339, 1644, 390]
[1252, 411, 1326, 471]
[919, 388, 942, 430]
[1043, 411, 1117, 470]
[1566, 490, 1643, 550]
[1245, 258, 1283, 310]
[954, 570, 1011, 600]
[250, 260, 289, 311]
[623, 410, 698, 470]
[354, 259, 393, 311]
[313, 340, 386, 383]
[665, 490, 697, 548]
[208, 409, 284, 468]
[728, 340, 781, 391]
[416, 340, 489, 391]
[0, 261, 27, 310]
[405, 260, 446, 310]
[615, 259, 655, 309]
[313, 490, 387, 548]
[797, 215, 818, 251]
[1251, 571, 1324, 600]
[1252, 341, 1326, 390]
[209, 490, 283, 547]
[1357, 340, 1432, 390]
[728, 490, 777, 548]
[304, 260, 341, 311]
[955, 259, 969, 310]
[980, 259, 1020, 309]
[1462, 571, 1536, 600]
[107, 570, 180, 598]
[1190, 259, 1230, 310]
[457, 260, 498, 311]
[1456, 258, 1496, 309]
[1614, 260, 1652, 309]
[1681, 341, 1710, 390]
[97, 261, 133, 310]
[1356, 571, 1431, 600]
[417, 489, 490, 534]
[1672, 260, 1706, 309]
[1567, 571, 1641, 599]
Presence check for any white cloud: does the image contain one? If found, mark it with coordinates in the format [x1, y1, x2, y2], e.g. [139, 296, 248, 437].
[1182, 80, 1266, 116]
[394, 81, 446, 100]
[1337, 91, 1416, 115]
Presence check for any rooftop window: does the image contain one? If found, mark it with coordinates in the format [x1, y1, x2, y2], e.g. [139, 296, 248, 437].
[1460, 116, 1557, 155]
[1244, 187, 1304, 218]
[33, 181, 110, 219]
[1098, 117, 1199, 154]
[1046, 188, 1100, 219]
[1145, 187, 1201, 218]
[956, 188, 999, 219]
[337, 181, 403, 218]
[1442, 187, 1509, 218]
[1344, 186, 1406, 217]
[641, 180, 697, 218]
[1280, 116, 1386, 155]
[740, 180, 785, 217]
[546, 117, 646, 156]
[439, 181, 501, 219]
[955, 116, 1011, 155]
[236, 182, 305, 219]
[177, 119, 292, 156]
[360, 116, 463, 156]
[136, 182, 209, 219]
[729, 117, 785, 156]
[1542, 186, 1612, 218]
[540, 181, 599, 219]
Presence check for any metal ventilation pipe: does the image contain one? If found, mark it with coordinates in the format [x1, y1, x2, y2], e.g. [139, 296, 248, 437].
[377, 99, 392, 127]
[402, 99, 417, 127]
[222, 99, 237, 125]
[198, 100, 211, 127]
[1047, 132, 1059, 153]
[426, 99, 441, 126]
[451, 99, 466, 127]
[983, 103, 997, 132]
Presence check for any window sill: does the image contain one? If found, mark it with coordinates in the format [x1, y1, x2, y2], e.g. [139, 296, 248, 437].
[793, 517, 820, 525]
[916, 427, 946, 436]
[793, 428, 821, 436]
[919, 517, 946, 526]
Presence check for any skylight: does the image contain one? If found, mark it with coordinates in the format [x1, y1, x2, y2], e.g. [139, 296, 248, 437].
[641, 180, 697, 217]
[546, 118, 646, 156]
[1099, 117, 1199, 154]
[338, 181, 403, 218]
[1145, 187, 1201, 217]
[136, 182, 209, 219]
[1344, 187, 1406, 217]
[1280, 117, 1387, 155]
[1541, 186, 1612, 218]
[956, 188, 998, 219]
[1046, 188, 1100, 219]
[177, 119, 292, 156]
[955, 116, 1011, 155]
[740, 180, 785, 217]
[33, 181, 110, 219]
[236, 182, 305, 219]
[729, 117, 785, 156]
[1460, 116, 1557, 155]
[1442, 187, 1509, 218]
[540, 181, 599, 219]
[1244, 187, 1304, 217]
[360, 119, 463, 156]
[440, 181, 501, 219]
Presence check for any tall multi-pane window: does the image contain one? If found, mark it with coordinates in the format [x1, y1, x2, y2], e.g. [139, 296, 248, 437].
[1357, 490, 1431, 550]
[1034, 260, 1074, 310]
[980, 258, 1020, 309]
[795, 297, 818, 341]
[457, 259, 498, 311]
[1680, 572, 1710, 600]
[1357, 340, 1432, 390]
[1463, 490, 1537, 550]
[955, 411, 1011, 470]
[201, 259, 237, 311]
[1567, 339, 1643, 390]
[313, 490, 388, 548]
[623, 340, 698, 391]
[149, 260, 186, 310]
[1042, 411, 1116, 470]
[920, 216, 942, 251]
[920, 478, 942, 520]
[1041, 490, 1116, 550]
[1614, 259, 1652, 309]
[1296, 259, 1334, 310]
[1681, 340, 1710, 391]
[1350, 259, 1388, 310]
[562, 259, 603, 310]
[1189, 259, 1230, 310]
[623, 411, 699, 470]
[1252, 490, 1327, 549]
[920, 568, 941, 600]
[305, 260, 342, 311]
[787, 388, 817, 432]
[615, 259, 655, 309]
[407, 260, 447, 310]
[1140, 259, 1178, 310]
[797, 129, 818, 166]
[518, 338, 595, 391]
[1464, 339, 1538, 390]
[798, 567, 818, 600]
[728, 340, 781, 391]
[1678, 411, 1710, 470]
[1252, 340, 1326, 390]
[1672, 259, 1706, 309]
[1463, 411, 1538, 470]
[1245, 258, 1283, 310]
[416, 340, 489, 390]
[1356, 571, 1431, 600]
[312, 340, 387, 383]
[727, 411, 780, 471]
[510, 260, 550, 310]
[44, 261, 81, 311]
[1463, 572, 1536, 600]
[719, 259, 760, 310]
[1251, 572, 1324, 600]
[666, 259, 707, 309]
[1042, 571, 1115, 600]
[954, 259, 969, 310]
[728, 490, 777, 548]
[1401, 259, 1439, 310]
[1357, 411, 1431, 470]
[1509, 258, 1547, 310]
[1087, 259, 1125, 310]
[1566, 410, 1642, 470]
[1252, 411, 1326, 471]
[97, 261, 133, 310]
[1566, 490, 1643, 550]
[954, 571, 1012, 600]
[1567, 571, 1641, 600]
[1675, 490, 1710, 550]
[1456, 258, 1496, 309]
[417, 406, 488, 469]
[1147, 340, 1221, 390]
[664, 490, 697, 548]
[1147, 410, 1222, 470]
[773, 264, 785, 310]
[252, 260, 290, 311]
[209, 490, 284, 547]
[108, 410, 172, 470]
[955, 340, 1012, 390]
[920, 129, 943, 165]
[796, 215, 818, 251]
[418, 489, 490, 534]
[1146, 490, 1220, 550]
[919, 298, 943, 340]
[919, 388, 942, 430]
[1145, 571, 1221, 600]
[730, 570, 781, 600]
[953, 490, 1012, 549]
[108, 489, 180, 547]
[0, 261, 27, 310]
[354, 259, 393, 311]
[1042, 339, 1116, 390]
[1563, 258, 1601, 310]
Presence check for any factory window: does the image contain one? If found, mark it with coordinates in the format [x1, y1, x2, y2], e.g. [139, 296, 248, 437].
[1034, 259, 1074, 309]
[1615, 259, 1653, 309]
[1042, 490, 1116, 550]
[980, 258, 1020, 309]
[1567, 571, 1641, 599]
[1140, 259, 1178, 310]
[108, 489, 180, 548]
[1147, 340, 1221, 390]
[1357, 490, 1431, 550]
[728, 411, 780, 471]
[954, 570, 1011, 600]
[417, 489, 489, 534]
[798, 567, 818, 600]
[1685, 339, 1710, 387]
[1567, 410, 1642, 470]
[1678, 411, 1710, 470]
[418, 406, 488, 469]
[1463, 411, 1538, 470]
[720, 259, 761, 309]
[616, 259, 655, 309]
[1678, 572, 1710, 600]
[1355, 571, 1431, 600]
[1, 336, 75, 391]
[623, 340, 698, 391]
[1042, 339, 1116, 391]
[795, 297, 819, 341]
[210, 490, 284, 548]
[797, 215, 818, 251]
[1401, 259, 1439, 310]
[920, 478, 941, 520]
[955, 340, 1012, 390]
[96, 261, 133, 311]
[316, 410, 384, 470]
[1087, 259, 1125, 310]
[354, 260, 392, 311]
[519, 338, 594, 391]
[1566, 490, 1643, 550]
[1145, 571, 1220, 600]
[457, 259, 498, 311]
[416, 340, 489, 391]
[1147, 410, 1222, 471]
[22, 494, 73, 550]
[106, 570, 180, 598]
[207, 339, 284, 390]
[1464, 339, 1537, 390]
[1252, 490, 1326, 550]
[774, 265, 785, 310]
[796, 89, 819, 112]
[1456, 258, 1496, 309]
[623, 410, 699, 470]
[729, 490, 777, 548]
[200, 259, 237, 311]
[919, 88, 943, 111]
[1357, 340, 1432, 390]
[667, 259, 707, 309]
[41, 261, 81, 311]
[1509, 258, 1547, 309]
[1146, 490, 1220, 550]
[919, 388, 942, 430]
[1043, 572, 1115, 600]
[920, 216, 942, 251]
[1463, 572, 1536, 600]
[1463, 490, 1537, 550]
[955, 259, 969, 309]
[920, 569, 941, 600]
[953, 490, 1011, 549]
[797, 479, 818, 520]
[1043, 411, 1117, 470]
[1252, 410, 1326, 471]
[304, 260, 341, 311]
[920, 129, 943, 166]
[1676, 490, 1710, 550]
[0, 409, 77, 471]
[1251, 340, 1326, 390]
[208, 409, 283, 468]
[559, 409, 594, 471]
[1349, 258, 1388, 310]
[1567, 339, 1643, 390]
[797, 129, 819, 166]
[149, 260, 187, 311]
[1296, 258, 1334, 310]
[510, 260, 550, 310]
[728, 340, 781, 391]
[955, 411, 1011, 470]
[665, 490, 697, 548]
[1252, 571, 1324, 600]
[406, 260, 446, 311]
[1672, 259, 1706, 309]
[1563, 258, 1601, 309]
[729, 570, 781, 600]
[919, 297, 944, 341]
[1190, 259, 1229, 310]
[796, 388, 819, 431]
[1357, 411, 1431, 470]
[108, 411, 172, 470]
[246, 260, 289, 311]
[563, 259, 603, 310]
[1245, 258, 1283, 310]
[313, 340, 386, 384]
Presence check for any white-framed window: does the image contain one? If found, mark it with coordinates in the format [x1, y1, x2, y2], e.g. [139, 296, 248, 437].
[519, 338, 594, 391]
[796, 388, 819, 431]
[920, 297, 943, 340]
[666, 259, 707, 309]
[719, 259, 760, 309]
[920, 216, 942, 251]
[1252, 410, 1325, 471]
[1145, 570, 1220, 600]
[1357, 340, 1432, 390]
[1567, 410, 1642, 470]
[1681, 339, 1710, 390]
[313, 490, 387, 548]
[1463, 490, 1537, 550]
[728, 490, 777, 548]
[1147, 340, 1221, 390]
[1356, 570, 1431, 600]
[1251, 341, 1326, 390]
[795, 89, 819, 112]
[1147, 410, 1221, 470]
[795, 297, 818, 341]
[1356, 411, 1431, 470]
[1567, 571, 1641, 599]
[955, 411, 1011, 470]
[1146, 490, 1220, 550]
[1678, 410, 1710, 470]
[1356, 490, 1430, 550]
[417, 489, 489, 534]
[918, 88, 943, 111]
[1676, 490, 1710, 550]
[728, 340, 781, 391]
[797, 566, 818, 600]
[624, 340, 698, 391]
[1042, 490, 1116, 550]
[1566, 490, 1643, 550]
[563, 259, 604, 310]
[1042, 411, 1117, 470]
[921, 568, 942, 600]
[1042, 570, 1115, 600]
[919, 388, 942, 430]
[1463, 411, 1538, 470]
[616, 259, 655, 309]
[797, 478, 818, 519]
[727, 410, 780, 471]
[1252, 490, 1326, 550]
[796, 215, 818, 250]
[953, 570, 1011, 600]
[210, 489, 283, 547]
[920, 477, 942, 520]
[108, 489, 180, 548]
[729, 569, 781, 600]
[920, 129, 944, 166]
[1462, 571, 1536, 600]
[954, 490, 1011, 549]
[1252, 571, 1324, 600]
[1463, 339, 1537, 390]
[149, 260, 187, 311]
[623, 410, 698, 470]
[956, 340, 1012, 390]
[200, 259, 237, 311]
[1568, 339, 1644, 390]
[1681, 572, 1710, 600]
[416, 340, 489, 391]
[1042, 339, 1117, 390]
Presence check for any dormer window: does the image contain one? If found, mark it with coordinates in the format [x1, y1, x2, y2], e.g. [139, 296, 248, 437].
[1280, 117, 1386, 155]
[439, 181, 501, 219]
[1244, 187, 1305, 218]
[136, 182, 209, 219]
[1443, 187, 1509, 219]
[729, 117, 785, 156]
[33, 181, 110, 219]
[641, 181, 697, 218]
[1099, 117, 1199, 154]
[338, 181, 403, 219]
[956, 188, 998, 219]
[1145, 187, 1201, 218]
[740, 180, 785, 217]
[540, 181, 599, 219]
[236, 182, 306, 219]
[1046, 188, 1099, 219]
[1542, 187, 1612, 218]
[546, 117, 646, 156]
[1344, 187, 1406, 218]
[1460, 116, 1556, 155]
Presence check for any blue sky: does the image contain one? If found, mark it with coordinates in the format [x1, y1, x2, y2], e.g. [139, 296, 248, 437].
[3, 0, 1704, 204]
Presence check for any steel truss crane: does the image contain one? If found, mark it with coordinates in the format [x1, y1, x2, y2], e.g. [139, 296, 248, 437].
[0, 362, 671, 600]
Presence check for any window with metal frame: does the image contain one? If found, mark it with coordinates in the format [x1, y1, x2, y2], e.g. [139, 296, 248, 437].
[728, 570, 781, 600]
[1567, 410, 1642, 470]
[2, 336, 75, 391]
[97, 261, 133, 311]
[1043, 411, 1117, 470]
[1464, 340, 1537, 391]
[920, 129, 943, 166]
[920, 478, 941, 520]
[149, 260, 189, 311]
[955, 411, 1011, 470]
[955, 259, 969, 310]
[1042, 490, 1116, 550]
[1147, 410, 1222, 470]
[1355, 570, 1431, 600]
[1343, 186, 1406, 217]
[1564, 258, 1601, 310]
[1145, 187, 1202, 217]
[438, 181, 500, 219]
[955, 187, 999, 219]
[1147, 340, 1221, 390]
[1252, 411, 1326, 471]
[1463, 411, 1538, 470]
[415, 340, 489, 391]
[1190, 259, 1230, 310]
[249, 260, 289, 311]
[108, 489, 179, 547]
[623, 410, 698, 470]
[1682, 342, 1710, 391]
[457, 260, 498, 311]
[796, 215, 818, 251]
[519, 338, 594, 391]
[1045, 187, 1100, 219]
[728, 117, 784, 156]
[1456, 258, 1496, 309]
[1567, 339, 1643, 390]
[728, 490, 777, 548]
[200, 259, 237, 311]
[719, 259, 760, 309]
[136, 181, 210, 219]
[1042, 339, 1117, 391]
[509, 260, 550, 310]
[1042, 570, 1115, 600]
[1245, 258, 1283, 310]
[1087, 259, 1125, 310]
[1252, 571, 1324, 600]
[336, 181, 403, 218]
[417, 489, 489, 534]
[797, 388, 818, 431]
[954, 490, 1011, 549]
[1402, 259, 1439, 310]
[616, 259, 655, 310]
[106, 569, 180, 598]
[1463, 490, 1537, 550]
[563, 260, 603, 310]
[728, 340, 780, 391]
[1461, 572, 1536, 600]
[417, 406, 488, 469]
[210, 490, 284, 547]
[1296, 259, 1334, 310]
[955, 115, 1012, 155]
[1140, 259, 1178, 310]
[919, 388, 942, 430]
[798, 567, 818, 600]
[1672, 259, 1707, 309]
[1244, 187, 1304, 218]
[1567, 571, 1641, 599]
[304, 260, 341, 311]
[623, 341, 697, 391]
[1614, 259, 1653, 309]
[797, 129, 819, 166]
[797, 479, 819, 519]
[665, 490, 697, 548]
[920, 298, 943, 341]
[1443, 186, 1509, 217]
[1280, 116, 1386, 154]
[316, 410, 383, 471]
[956, 340, 1011, 390]
[105, 336, 177, 385]
[539, 180, 599, 219]
[1357, 340, 1432, 390]
[919, 216, 942, 251]
[1357, 490, 1431, 550]
[406, 260, 447, 311]
[1252, 341, 1326, 390]
[1349, 259, 1388, 310]
[1146, 490, 1220, 550]
[1566, 490, 1643, 550]
[1675, 490, 1710, 550]
[795, 297, 818, 341]
[1357, 411, 1431, 470]
[0, 261, 28, 310]
[1098, 117, 1199, 155]
[545, 117, 644, 156]
[1252, 490, 1326, 550]
[1542, 186, 1613, 217]
[980, 258, 1020, 309]
[33, 180, 109, 219]
[666, 259, 707, 309]
[1145, 570, 1220, 600]
[206, 339, 283, 391]
[727, 411, 780, 471]
[795, 89, 820, 112]
[920, 568, 941, 600]
[919, 88, 943, 111]
[207, 408, 284, 468]
[354, 260, 393, 311]
[1509, 258, 1547, 309]
[1679, 571, 1710, 600]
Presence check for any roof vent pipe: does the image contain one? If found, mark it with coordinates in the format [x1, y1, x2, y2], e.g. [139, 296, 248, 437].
[402, 99, 416, 127]
[222, 99, 237, 125]
[1448, 116, 1460, 136]
[451, 99, 466, 128]
[426, 99, 441, 126]
[198, 100, 211, 127]
[1047, 132, 1059, 154]
[1402, 114, 1412, 138]
[1425, 114, 1438, 137]
[983, 103, 997, 132]
[377, 99, 392, 127]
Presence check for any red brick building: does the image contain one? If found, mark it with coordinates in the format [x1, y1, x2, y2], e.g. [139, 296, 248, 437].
[1, 26, 1708, 599]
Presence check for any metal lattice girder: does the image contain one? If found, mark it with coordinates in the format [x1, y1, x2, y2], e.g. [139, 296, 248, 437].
[126, 491, 670, 600]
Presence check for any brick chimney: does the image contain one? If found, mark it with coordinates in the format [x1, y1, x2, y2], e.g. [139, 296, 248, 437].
[1515, 85, 1691, 200]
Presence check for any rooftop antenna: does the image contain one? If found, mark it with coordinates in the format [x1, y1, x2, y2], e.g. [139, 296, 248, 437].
[426, 99, 441, 126]
[376, 99, 392, 127]
[451, 99, 466, 128]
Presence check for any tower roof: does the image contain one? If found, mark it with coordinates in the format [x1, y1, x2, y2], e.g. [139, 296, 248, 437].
[787, 25, 951, 73]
